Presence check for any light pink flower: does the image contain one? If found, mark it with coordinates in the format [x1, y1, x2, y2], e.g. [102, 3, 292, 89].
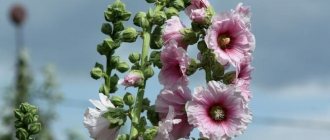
[159, 41, 190, 88]
[119, 70, 144, 88]
[234, 3, 251, 28]
[185, 0, 210, 23]
[84, 93, 119, 140]
[155, 106, 182, 140]
[186, 81, 252, 140]
[162, 16, 188, 49]
[205, 11, 255, 67]
[155, 86, 193, 139]
[235, 55, 253, 101]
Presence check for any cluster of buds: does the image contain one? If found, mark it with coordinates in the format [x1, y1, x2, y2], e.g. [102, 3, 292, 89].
[84, 0, 256, 140]
[14, 102, 42, 140]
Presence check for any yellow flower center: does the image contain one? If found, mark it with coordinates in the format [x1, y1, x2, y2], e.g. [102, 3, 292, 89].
[217, 35, 231, 50]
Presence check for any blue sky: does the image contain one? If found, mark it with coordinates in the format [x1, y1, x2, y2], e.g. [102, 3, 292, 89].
[1, 0, 330, 139]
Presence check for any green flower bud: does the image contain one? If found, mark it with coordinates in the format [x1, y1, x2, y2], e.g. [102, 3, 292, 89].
[197, 40, 207, 52]
[98, 38, 117, 55]
[147, 105, 159, 126]
[14, 109, 24, 121]
[101, 23, 112, 35]
[149, 10, 167, 25]
[116, 61, 129, 73]
[28, 123, 41, 134]
[23, 113, 34, 125]
[143, 127, 158, 140]
[19, 102, 31, 114]
[103, 108, 127, 127]
[129, 52, 141, 63]
[91, 64, 103, 80]
[116, 134, 129, 140]
[111, 0, 125, 12]
[187, 59, 199, 76]
[113, 21, 125, 33]
[110, 56, 120, 67]
[110, 74, 119, 85]
[165, 7, 179, 18]
[142, 98, 150, 107]
[146, 0, 156, 3]
[150, 51, 162, 68]
[212, 64, 224, 81]
[123, 92, 135, 106]
[110, 85, 118, 93]
[120, 27, 138, 43]
[143, 66, 154, 79]
[180, 28, 199, 45]
[99, 84, 110, 94]
[223, 71, 236, 84]
[16, 128, 29, 140]
[171, 0, 185, 10]
[14, 120, 24, 128]
[120, 11, 132, 21]
[111, 96, 124, 108]
[133, 12, 149, 28]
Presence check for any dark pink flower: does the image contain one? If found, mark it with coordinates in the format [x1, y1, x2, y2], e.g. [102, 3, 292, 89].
[159, 41, 190, 88]
[235, 55, 253, 101]
[155, 86, 193, 139]
[205, 11, 255, 67]
[186, 81, 251, 139]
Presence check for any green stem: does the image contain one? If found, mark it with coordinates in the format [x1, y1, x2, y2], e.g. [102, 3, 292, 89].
[205, 67, 212, 82]
[104, 54, 112, 96]
[129, 28, 151, 139]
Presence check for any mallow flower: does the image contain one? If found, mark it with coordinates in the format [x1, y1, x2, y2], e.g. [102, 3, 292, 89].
[155, 106, 182, 140]
[119, 70, 144, 88]
[84, 93, 119, 140]
[162, 16, 188, 49]
[185, 0, 211, 24]
[186, 81, 251, 140]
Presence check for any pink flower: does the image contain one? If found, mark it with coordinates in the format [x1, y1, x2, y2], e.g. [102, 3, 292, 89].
[234, 3, 251, 28]
[205, 11, 255, 67]
[155, 86, 193, 139]
[185, 0, 211, 23]
[186, 81, 251, 140]
[119, 70, 144, 88]
[155, 106, 182, 140]
[159, 41, 190, 88]
[235, 55, 253, 101]
[84, 93, 119, 140]
[162, 16, 188, 49]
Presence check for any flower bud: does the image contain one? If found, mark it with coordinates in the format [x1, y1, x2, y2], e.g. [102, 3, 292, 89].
[223, 71, 236, 84]
[28, 122, 41, 134]
[117, 134, 129, 140]
[15, 120, 24, 128]
[120, 70, 144, 88]
[113, 21, 125, 33]
[133, 12, 149, 28]
[212, 64, 224, 80]
[23, 113, 34, 125]
[171, 0, 185, 10]
[197, 40, 207, 52]
[110, 56, 120, 67]
[129, 52, 141, 63]
[19, 103, 30, 114]
[111, 96, 124, 108]
[14, 109, 24, 121]
[165, 7, 179, 18]
[110, 74, 119, 85]
[150, 51, 162, 68]
[116, 61, 129, 73]
[149, 10, 167, 25]
[143, 66, 154, 79]
[101, 23, 112, 35]
[123, 92, 135, 106]
[120, 27, 138, 43]
[150, 26, 163, 49]
[16, 128, 29, 140]
[187, 59, 198, 76]
[98, 38, 117, 55]
[143, 127, 158, 140]
[91, 63, 104, 80]
[180, 28, 198, 45]
[146, 105, 159, 126]
[110, 85, 118, 93]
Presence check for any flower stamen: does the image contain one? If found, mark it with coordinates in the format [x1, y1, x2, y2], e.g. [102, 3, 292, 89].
[209, 105, 226, 121]
[217, 35, 231, 50]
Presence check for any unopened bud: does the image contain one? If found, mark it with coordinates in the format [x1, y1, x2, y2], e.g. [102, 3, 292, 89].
[150, 10, 167, 25]
[171, 0, 185, 10]
[110, 74, 119, 85]
[143, 66, 154, 79]
[223, 71, 236, 84]
[197, 40, 207, 52]
[23, 113, 34, 125]
[143, 127, 158, 140]
[120, 27, 138, 42]
[110, 56, 120, 67]
[28, 123, 41, 134]
[166, 7, 179, 18]
[187, 59, 198, 76]
[181, 28, 198, 45]
[134, 12, 149, 28]
[111, 96, 124, 108]
[129, 52, 141, 63]
[101, 23, 112, 35]
[116, 61, 129, 73]
[212, 64, 224, 80]
[123, 92, 135, 106]
[16, 128, 29, 140]
[91, 63, 104, 80]
[146, 0, 156, 3]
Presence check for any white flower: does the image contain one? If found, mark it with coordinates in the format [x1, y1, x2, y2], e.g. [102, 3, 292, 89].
[83, 93, 119, 140]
